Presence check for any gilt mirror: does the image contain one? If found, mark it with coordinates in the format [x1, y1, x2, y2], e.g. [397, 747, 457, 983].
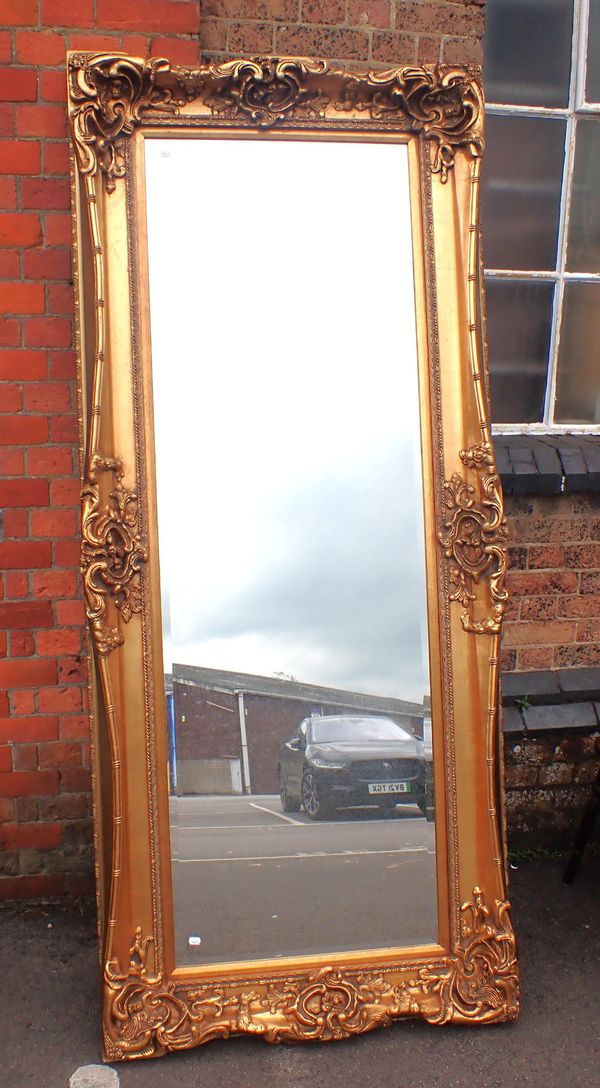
[69, 53, 519, 1061]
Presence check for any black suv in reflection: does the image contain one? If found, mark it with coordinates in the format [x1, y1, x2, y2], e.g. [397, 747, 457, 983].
[277, 714, 429, 821]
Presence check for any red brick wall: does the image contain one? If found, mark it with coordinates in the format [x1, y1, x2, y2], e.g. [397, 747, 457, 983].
[505, 731, 600, 850]
[503, 494, 600, 673]
[200, 0, 484, 66]
[0, 2, 204, 900]
[0, 2, 481, 900]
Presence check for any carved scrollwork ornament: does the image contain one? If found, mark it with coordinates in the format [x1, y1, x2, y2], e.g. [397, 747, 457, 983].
[67, 53, 483, 190]
[416, 889, 519, 1024]
[81, 455, 148, 656]
[103, 889, 517, 1059]
[68, 53, 177, 191]
[439, 443, 508, 634]
[333, 64, 483, 179]
[202, 57, 331, 128]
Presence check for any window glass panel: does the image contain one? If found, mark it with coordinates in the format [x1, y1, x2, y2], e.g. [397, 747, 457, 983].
[555, 283, 600, 423]
[482, 115, 566, 270]
[566, 118, 600, 272]
[586, 0, 600, 102]
[484, 0, 573, 107]
[486, 278, 554, 423]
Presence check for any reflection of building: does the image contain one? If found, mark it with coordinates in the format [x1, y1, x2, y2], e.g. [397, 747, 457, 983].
[168, 664, 427, 796]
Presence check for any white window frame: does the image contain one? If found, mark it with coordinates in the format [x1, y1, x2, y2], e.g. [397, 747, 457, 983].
[486, 0, 600, 434]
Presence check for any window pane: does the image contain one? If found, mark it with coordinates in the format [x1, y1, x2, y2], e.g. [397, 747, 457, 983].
[566, 119, 600, 272]
[482, 115, 566, 270]
[484, 0, 573, 107]
[586, 0, 600, 102]
[486, 278, 554, 423]
[555, 283, 600, 423]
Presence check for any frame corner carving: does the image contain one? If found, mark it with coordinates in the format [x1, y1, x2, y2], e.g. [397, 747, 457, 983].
[68, 52, 178, 191]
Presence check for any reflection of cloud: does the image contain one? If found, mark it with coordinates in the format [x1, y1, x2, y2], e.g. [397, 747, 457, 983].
[171, 449, 430, 702]
[146, 138, 430, 704]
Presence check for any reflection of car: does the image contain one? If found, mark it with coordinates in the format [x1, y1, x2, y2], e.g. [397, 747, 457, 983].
[277, 714, 429, 821]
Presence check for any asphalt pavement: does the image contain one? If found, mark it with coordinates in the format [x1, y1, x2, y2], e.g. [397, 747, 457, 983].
[2, 855, 599, 1088]
[170, 794, 437, 963]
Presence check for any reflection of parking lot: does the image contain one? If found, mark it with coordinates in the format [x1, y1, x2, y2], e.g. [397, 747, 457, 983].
[170, 794, 437, 965]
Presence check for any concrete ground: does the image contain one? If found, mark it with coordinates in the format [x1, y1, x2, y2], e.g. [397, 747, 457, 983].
[1, 856, 599, 1088]
[170, 794, 437, 962]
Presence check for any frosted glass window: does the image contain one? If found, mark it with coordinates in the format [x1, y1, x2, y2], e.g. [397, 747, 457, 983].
[481, 115, 566, 270]
[555, 283, 600, 423]
[566, 119, 600, 273]
[479, 2, 600, 427]
[484, 0, 573, 107]
[486, 278, 554, 422]
[586, 0, 600, 102]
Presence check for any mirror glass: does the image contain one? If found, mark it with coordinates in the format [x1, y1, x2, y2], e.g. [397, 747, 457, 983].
[145, 137, 436, 966]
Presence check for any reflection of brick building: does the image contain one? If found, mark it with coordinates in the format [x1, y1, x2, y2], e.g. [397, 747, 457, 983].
[169, 664, 426, 796]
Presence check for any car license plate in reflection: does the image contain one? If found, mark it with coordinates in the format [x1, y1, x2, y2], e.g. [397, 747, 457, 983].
[368, 782, 410, 794]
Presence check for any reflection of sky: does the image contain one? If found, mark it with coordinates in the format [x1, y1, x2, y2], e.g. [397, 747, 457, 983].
[145, 138, 430, 703]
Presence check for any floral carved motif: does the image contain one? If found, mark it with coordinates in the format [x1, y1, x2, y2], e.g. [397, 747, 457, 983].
[239, 969, 409, 1042]
[439, 443, 508, 635]
[103, 888, 517, 1059]
[67, 53, 483, 189]
[81, 455, 147, 656]
[334, 65, 483, 180]
[416, 888, 519, 1024]
[202, 57, 331, 127]
[68, 53, 177, 191]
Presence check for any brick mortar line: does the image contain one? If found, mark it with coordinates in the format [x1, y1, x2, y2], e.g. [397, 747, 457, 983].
[214, 18, 416, 30]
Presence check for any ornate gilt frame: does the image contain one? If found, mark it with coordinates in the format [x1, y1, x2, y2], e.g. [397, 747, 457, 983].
[67, 52, 518, 1062]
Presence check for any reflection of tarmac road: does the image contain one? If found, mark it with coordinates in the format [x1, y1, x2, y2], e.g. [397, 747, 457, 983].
[170, 794, 437, 966]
